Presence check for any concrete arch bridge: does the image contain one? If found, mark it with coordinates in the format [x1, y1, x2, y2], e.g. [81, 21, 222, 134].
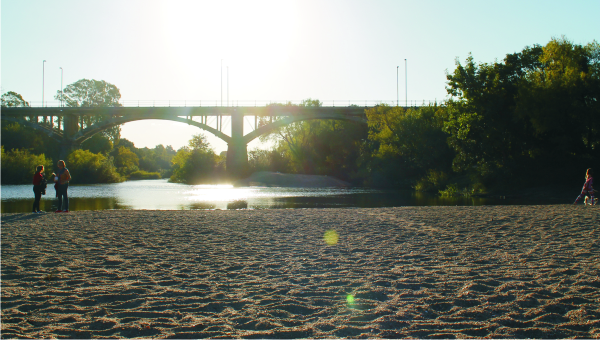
[1, 106, 367, 177]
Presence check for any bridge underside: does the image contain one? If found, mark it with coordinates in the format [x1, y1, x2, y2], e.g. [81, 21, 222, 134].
[2, 106, 367, 179]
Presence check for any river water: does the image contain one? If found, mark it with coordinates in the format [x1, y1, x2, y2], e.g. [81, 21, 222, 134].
[1, 179, 543, 213]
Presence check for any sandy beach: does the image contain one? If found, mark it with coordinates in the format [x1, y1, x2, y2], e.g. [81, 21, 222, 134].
[1, 206, 599, 339]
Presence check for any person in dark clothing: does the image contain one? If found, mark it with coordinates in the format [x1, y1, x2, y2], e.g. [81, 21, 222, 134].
[32, 165, 46, 213]
[54, 160, 71, 212]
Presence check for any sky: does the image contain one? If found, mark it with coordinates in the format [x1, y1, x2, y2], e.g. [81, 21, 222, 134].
[2, 0, 599, 153]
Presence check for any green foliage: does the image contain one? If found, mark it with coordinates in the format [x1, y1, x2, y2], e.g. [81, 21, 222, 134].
[413, 170, 449, 192]
[258, 99, 367, 182]
[0, 122, 58, 157]
[1, 91, 30, 107]
[444, 37, 600, 186]
[81, 134, 113, 154]
[127, 170, 161, 180]
[1, 146, 52, 184]
[439, 183, 486, 197]
[137, 144, 176, 177]
[444, 48, 541, 177]
[57, 78, 122, 107]
[365, 104, 452, 188]
[248, 148, 291, 173]
[169, 134, 218, 184]
[55, 78, 123, 141]
[188, 134, 213, 152]
[66, 149, 123, 183]
[112, 146, 140, 175]
[515, 37, 600, 154]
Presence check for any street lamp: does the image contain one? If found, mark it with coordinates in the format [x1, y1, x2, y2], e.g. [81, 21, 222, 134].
[221, 59, 223, 106]
[396, 66, 399, 106]
[405, 59, 407, 107]
[42, 60, 46, 107]
[59, 67, 63, 107]
[227, 66, 229, 107]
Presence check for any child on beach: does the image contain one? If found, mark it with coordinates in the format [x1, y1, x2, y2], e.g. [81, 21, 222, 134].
[573, 168, 595, 205]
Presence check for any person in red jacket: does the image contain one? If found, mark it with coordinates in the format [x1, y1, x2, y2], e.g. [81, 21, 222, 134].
[32, 165, 45, 213]
[573, 168, 595, 205]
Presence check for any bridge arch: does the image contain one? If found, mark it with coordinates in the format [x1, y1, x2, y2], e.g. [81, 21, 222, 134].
[73, 116, 233, 144]
[242, 113, 366, 144]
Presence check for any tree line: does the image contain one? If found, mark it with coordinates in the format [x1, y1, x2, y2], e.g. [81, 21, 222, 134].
[2, 37, 598, 195]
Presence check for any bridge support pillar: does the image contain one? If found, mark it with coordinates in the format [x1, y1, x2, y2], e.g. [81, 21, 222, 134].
[59, 114, 81, 160]
[59, 140, 80, 160]
[226, 111, 249, 179]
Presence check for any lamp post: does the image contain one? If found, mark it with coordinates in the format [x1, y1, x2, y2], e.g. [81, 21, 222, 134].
[221, 59, 223, 106]
[405, 59, 407, 107]
[396, 66, 399, 106]
[42, 60, 46, 107]
[227, 66, 229, 107]
[59, 67, 63, 107]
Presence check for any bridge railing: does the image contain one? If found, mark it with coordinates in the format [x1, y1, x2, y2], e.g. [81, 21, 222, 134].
[21, 99, 442, 108]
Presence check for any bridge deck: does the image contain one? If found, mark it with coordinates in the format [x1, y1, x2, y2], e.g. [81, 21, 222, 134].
[2, 106, 369, 117]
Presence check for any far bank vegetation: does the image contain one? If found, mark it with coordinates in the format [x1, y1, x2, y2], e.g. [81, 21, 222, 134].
[2, 38, 598, 196]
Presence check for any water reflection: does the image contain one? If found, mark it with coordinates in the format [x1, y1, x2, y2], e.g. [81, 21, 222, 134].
[1, 197, 130, 213]
[0, 178, 555, 213]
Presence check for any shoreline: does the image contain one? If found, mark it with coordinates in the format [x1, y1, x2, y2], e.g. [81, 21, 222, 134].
[2, 206, 599, 338]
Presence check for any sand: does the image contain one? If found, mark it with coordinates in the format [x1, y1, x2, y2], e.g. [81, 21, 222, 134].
[1, 205, 599, 339]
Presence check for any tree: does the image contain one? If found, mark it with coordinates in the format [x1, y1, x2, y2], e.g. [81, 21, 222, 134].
[1, 146, 52, 184]
[137, 144, 176, 175]
[113, 146, 140, 174]
[365, 104, 452, 188]
[248, 148, 291, 173]
[259, 99, 324, 174]
[188, 134, 213, 152]
[81, 133, 113, 154]
[169, 134, 218, 184]
[256, 99, 368, 181]
[55, 79, 123, 141]
[1, 91, 30, 107]
[515, 37, 600, 157]
[66, 149, 122, 183]
[444, 46, 544, 179]
[444, 38, 600, 187]
[1, 91, 36, 123]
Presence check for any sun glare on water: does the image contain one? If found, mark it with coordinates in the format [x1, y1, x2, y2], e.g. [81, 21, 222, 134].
[185, 185, 255, 202]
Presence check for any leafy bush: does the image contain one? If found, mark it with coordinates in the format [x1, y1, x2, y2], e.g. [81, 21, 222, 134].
[1, 146, 52, 184]
[128, 170, 161, 180]
[169, 147, 217, 184]
[169, 134, 219, 184]
[66, 149, 123, 183]
[414, 169, 449, 192]
[439, 183, 486, 197]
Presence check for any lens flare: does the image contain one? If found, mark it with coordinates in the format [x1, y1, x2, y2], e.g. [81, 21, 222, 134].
[346, 294, 355, 304]
[323, 229, 339, 245]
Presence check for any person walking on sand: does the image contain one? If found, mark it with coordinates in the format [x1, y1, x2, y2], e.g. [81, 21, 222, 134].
[573, 168, 595, 205]
[54, 160, 72, 212]
[32, 165, 46, 213]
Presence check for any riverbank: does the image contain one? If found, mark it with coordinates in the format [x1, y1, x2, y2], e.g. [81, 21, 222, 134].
[233, 171, 352, 187]
[2, 206, 599, 338]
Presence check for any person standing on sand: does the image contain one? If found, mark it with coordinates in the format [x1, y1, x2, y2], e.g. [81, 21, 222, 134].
[32, 165, 46, 213]
[54, 160, 72, 212]
[573, 168, 595, 205]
